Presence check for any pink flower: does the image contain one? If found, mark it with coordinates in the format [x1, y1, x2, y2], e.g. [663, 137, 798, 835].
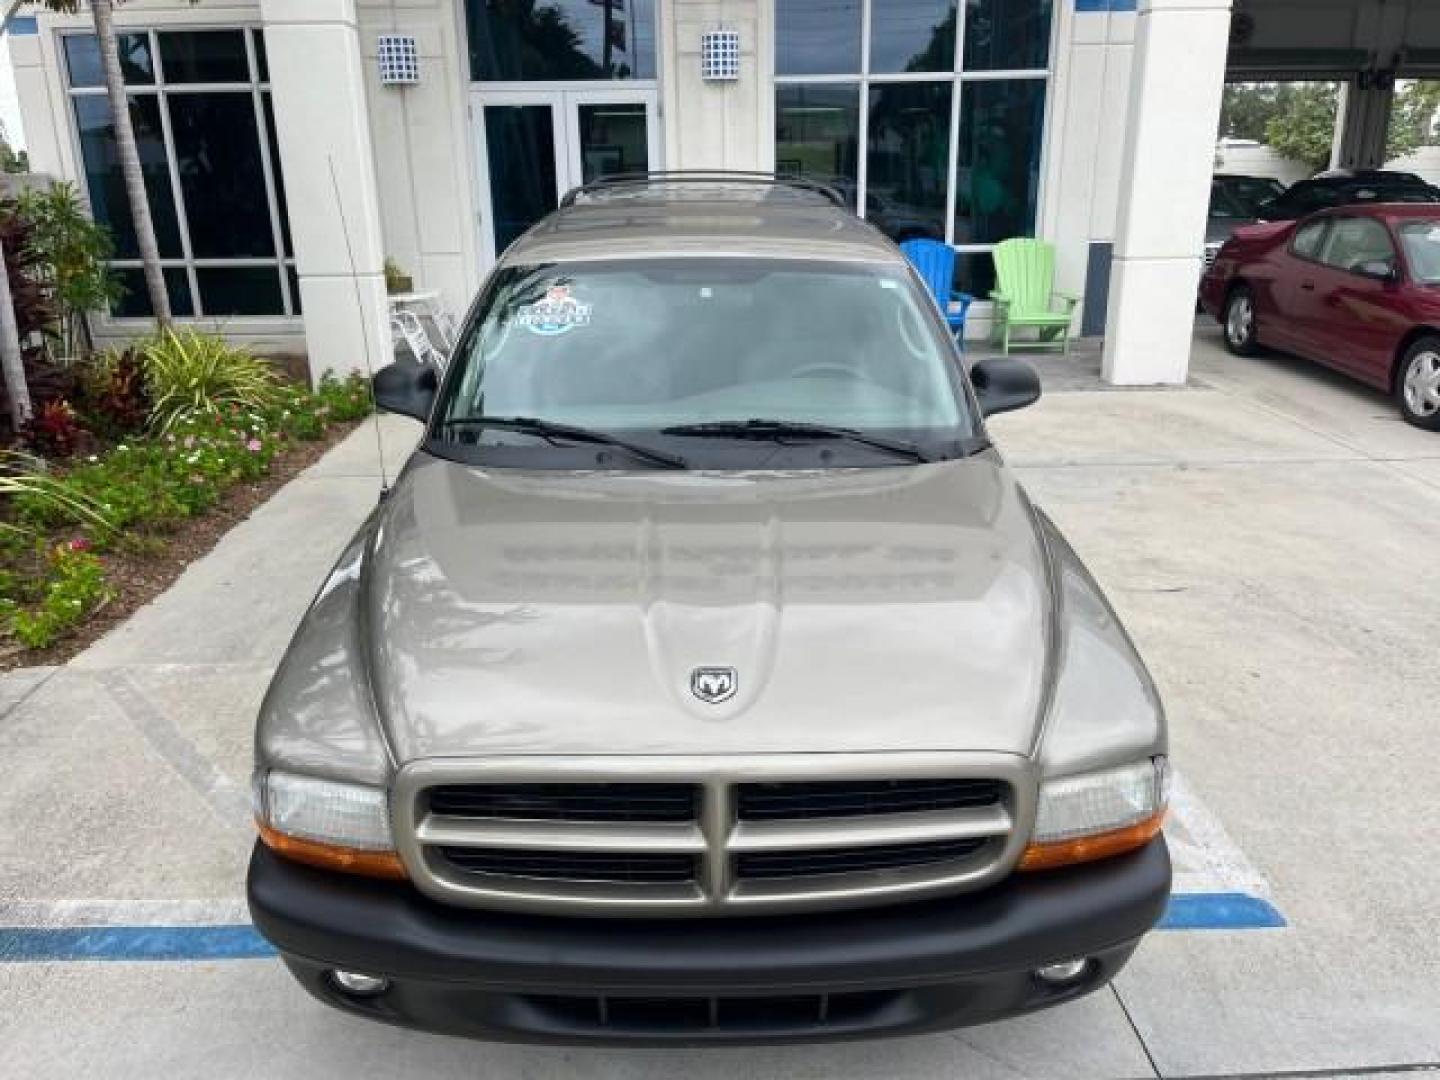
[246, 438, 263, 453]
[67, 537, 92, 553]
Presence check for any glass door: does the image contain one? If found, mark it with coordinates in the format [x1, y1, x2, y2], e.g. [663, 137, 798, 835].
[473, 88, 659, 264]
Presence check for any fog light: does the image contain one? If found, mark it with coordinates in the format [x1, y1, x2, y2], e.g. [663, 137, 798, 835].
[1035, 959, 1090, 985]
[330, 970, 389, 997]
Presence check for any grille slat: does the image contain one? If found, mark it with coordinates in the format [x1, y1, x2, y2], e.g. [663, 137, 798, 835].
[737, 779, 1003, 821]
[428, 783, 698, 823]
[440, 847, 697, 884]
[736, 838, 988, 880]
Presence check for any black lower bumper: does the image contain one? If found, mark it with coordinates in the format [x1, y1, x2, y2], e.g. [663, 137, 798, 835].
[247, 838, 1171, 1046]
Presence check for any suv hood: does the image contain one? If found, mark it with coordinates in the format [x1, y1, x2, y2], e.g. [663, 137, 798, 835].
[362, 453, 1053, 761]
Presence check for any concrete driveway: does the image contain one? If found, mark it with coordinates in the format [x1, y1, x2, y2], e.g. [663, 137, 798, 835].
[3, 324, 1438, 1078]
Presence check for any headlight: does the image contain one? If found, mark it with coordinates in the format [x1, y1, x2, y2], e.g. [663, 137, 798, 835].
[253, 770, 406, 880]
[1019, 758, 1169, 871]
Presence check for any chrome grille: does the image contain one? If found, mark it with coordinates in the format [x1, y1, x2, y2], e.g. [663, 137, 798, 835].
[393, 753, 1035, 917]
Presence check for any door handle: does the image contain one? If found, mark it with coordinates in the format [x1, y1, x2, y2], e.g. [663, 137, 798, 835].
[1300, 281, 1316, 291]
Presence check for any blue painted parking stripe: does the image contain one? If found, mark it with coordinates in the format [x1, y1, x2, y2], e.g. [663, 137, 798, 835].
[1158, 892, 1287, 930]
[0, 893, 1286, 961]
[0, 925, 275, 962]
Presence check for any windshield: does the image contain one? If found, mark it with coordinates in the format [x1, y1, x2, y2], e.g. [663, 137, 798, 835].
[431, 258, 975, 467]
[1398, 219, 1440, 283]
[1224, 177, 1285, 215]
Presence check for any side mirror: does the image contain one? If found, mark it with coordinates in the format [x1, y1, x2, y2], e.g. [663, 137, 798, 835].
[971, 357, 1041, 418]
[1356, 259, 1398, 282]
[373, 360, 438, 421]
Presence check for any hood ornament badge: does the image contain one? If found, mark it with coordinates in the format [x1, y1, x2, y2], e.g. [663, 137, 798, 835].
[690, 666, 738, 705]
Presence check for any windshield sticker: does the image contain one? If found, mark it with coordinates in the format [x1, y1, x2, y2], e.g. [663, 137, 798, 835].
[517, 285, 592, 336]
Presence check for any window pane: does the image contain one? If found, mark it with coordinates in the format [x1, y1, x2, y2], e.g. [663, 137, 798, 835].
[952, 250, 995, 298]
[776, 83, 859, 210]
[1317, 217, 1395, 272]
[485, 105, 558, 254]
[578, 103, 649, 183]
[776, 0, 861, 76]
[467, 0, 655, 81]
[962, 0, 1053, 71]
[64, 33, 155, 88]
[159, 31, 250, 84]
[871, 0, 957, 75]
[262, 95, 293, 257]
[953, 79, 1046, 245]
[168, 92, 275, 258]
[73, 95, 183, 259]
[111, 268, 194, 319]
[288, 267, 303, 314]
[866, 82, 951, 243]
[197, 267, 285, 316]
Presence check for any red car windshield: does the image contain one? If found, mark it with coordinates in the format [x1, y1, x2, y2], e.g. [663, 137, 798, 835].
[1397, 219, 1440, 284]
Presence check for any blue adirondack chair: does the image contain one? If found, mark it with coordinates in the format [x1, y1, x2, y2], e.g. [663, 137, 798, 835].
[900, 239, 974, 348]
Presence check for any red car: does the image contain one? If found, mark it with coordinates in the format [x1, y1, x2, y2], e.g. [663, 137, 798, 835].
[1199, 203, 1440, 430]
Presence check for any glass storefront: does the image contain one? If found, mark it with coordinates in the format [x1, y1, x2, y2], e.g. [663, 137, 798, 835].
[64, 28, 295, 320]
[775, 0, 1053, 292]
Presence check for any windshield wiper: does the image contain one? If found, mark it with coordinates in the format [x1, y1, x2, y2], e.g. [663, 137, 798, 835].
[438, 416, 689, 470]
[659, 419, 932, 463]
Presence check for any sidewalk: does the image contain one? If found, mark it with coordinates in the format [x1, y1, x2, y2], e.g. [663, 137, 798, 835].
[3, 333, 1439, 1078]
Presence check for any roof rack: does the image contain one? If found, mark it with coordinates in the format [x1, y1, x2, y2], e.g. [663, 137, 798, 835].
[559, 170, 847, 209]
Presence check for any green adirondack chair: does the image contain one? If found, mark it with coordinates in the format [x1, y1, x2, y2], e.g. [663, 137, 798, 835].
[990, 238, 1079, 355]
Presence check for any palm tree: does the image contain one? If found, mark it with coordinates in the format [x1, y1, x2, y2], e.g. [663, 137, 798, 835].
[38, 0, 173, 325]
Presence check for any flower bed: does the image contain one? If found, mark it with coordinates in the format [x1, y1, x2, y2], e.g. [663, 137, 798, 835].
[1, 370, 374, 666]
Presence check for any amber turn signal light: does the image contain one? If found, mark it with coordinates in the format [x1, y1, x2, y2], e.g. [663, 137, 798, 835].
[257, 821, 408, 881]
[1017, 811, 1166, 872]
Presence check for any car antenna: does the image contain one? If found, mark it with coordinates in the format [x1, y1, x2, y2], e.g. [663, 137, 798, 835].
[329, 155, 392, 503]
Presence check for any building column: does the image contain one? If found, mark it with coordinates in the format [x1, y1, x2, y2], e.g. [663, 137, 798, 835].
[662, 0, 773, 171]
[1102, 0, 1231, 386]
[260, 0, 389, 383]
[1333, 75, 1396, 171]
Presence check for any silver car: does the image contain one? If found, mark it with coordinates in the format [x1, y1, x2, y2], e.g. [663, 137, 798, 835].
[248, 174, 1170, 1046]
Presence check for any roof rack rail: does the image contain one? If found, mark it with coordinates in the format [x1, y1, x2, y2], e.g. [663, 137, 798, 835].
[559, 170, 847, 209]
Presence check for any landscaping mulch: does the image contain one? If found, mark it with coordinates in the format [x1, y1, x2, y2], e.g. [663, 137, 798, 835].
[0, 419, 360, 673]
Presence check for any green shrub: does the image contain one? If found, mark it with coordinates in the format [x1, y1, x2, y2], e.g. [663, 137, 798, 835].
[313, 372, 375, 423]
[5, 541, 110, 650]
[143, 329, 281, 433]
[0, 450, 114, 535]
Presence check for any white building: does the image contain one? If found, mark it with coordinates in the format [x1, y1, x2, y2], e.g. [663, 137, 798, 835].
[6, 1, 1440, 387]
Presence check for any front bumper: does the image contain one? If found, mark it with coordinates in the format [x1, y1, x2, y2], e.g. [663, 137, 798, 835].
[248, 837, 1171, 1046]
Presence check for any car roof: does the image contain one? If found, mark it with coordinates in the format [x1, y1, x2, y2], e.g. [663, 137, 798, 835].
[1304, 169, 1427, 186]
[499, 179, 906, 268]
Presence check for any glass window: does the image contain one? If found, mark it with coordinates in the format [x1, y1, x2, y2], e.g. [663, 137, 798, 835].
[112, 268, 194, 319]
[439, 260, 970, 436]
[467, 0, 655, 81]
[776, 0, 861, 76]
[168, 92, 275, 258]
[65, 28, 296, 319]
[578, 103, 649, 182]
[870, 0, 956, 75]
[72, 94, 183, 259]
[64, 33, 154, 88]
[1398, 219, 1440, 283]
[159, 30, 250, 83]
[953, 79, 1045, 245]
[776, 83, 860, 209]
[197, 267, 285, 316]
[867, 83, 952, 243]
[484, 105, 559, 255]
[252, 30, 269, 83]
[1317, 217, 1395, 274]
[952, 251, 996, 298]
[1292, 219, 1328, 259]
[962, 0, 1053, 71]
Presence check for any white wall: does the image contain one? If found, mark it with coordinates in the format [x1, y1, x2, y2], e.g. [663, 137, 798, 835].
[1385, 145, 1440, 186]
[1214, 140, 1311, 187]
[356, 0, 480, 318]
[661, 0, 772, 171]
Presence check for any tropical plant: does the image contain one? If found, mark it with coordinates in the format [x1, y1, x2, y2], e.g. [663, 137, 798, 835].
[38, 0, 191, 325]
[81, 346, 150, 437]
[16, 183, 121, 362]
[0, 197, 59, 431]
[20, 399, 88, 459]
[141, 328, 280, 433]
[0, 450, 114, 535]
[5, 539, 110, 649]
